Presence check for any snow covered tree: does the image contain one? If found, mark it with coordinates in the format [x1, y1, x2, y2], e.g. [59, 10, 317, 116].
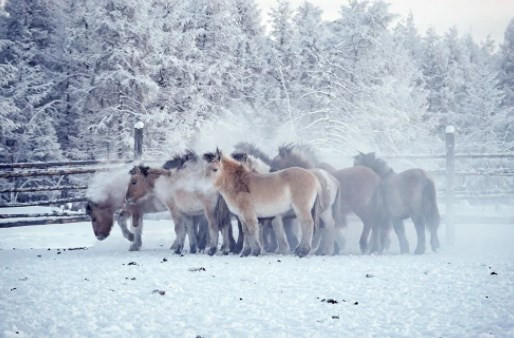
[0, 0, 62, 163]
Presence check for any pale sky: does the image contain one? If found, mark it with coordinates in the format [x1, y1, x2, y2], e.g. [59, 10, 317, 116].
[258, 0, 514, 44]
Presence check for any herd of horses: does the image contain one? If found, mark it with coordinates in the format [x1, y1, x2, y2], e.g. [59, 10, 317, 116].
[85, 143, 441, 257]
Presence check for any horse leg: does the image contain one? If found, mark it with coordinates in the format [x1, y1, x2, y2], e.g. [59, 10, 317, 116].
[294, 208, 314, 258]
[392, 218, 409, 254]
[430, 225, 440, 252]
[129, 213, 143, 251]
[220, 221, 234, 255]
[334, 227, 345, 254]
[170, 216, 187, 255]
[204, 208, 220, 256]
[264, 220, 278, 252]
[117, 210, 134, 242]
[368, 225, 381, 255]
[316, 210, 336, 256]
[186, 217, 198, 254]
[271, 216, 290, 255]
[413, 217, 426, 255]
[233, 219, 244, 254]
[311, 222, 322, 252]
[380, 221, 392, 253]
[359, 222, 371, 254]
[283, 218, 299, 250]
[196, 217, 208, 252]
[240, 214, 261, 257]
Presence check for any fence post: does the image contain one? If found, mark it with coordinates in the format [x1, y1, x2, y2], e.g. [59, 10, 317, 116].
[134, 121, 144, 161]
[445, 125, 455, 246]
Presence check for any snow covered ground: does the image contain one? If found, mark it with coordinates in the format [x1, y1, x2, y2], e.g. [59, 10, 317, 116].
[1, 215, 513, 337]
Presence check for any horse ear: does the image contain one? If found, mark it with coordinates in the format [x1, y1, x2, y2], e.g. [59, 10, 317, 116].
[85, 202, 92, 215]
[215, 147, 222, 161]
[129, 166, 137, 175]
[203, 152, 215, 163]
[231, 152, 247, 163]
[141, 166, 151, 176]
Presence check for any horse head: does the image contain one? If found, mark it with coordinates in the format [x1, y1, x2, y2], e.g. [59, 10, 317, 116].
[86, 199, 115, 240]
[126, 165, 163, 205]
[270, 143, 315, 172]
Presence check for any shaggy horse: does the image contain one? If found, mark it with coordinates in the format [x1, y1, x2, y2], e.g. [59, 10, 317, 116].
[270, 144, 383, 254]
[86, 169, 163, 251]
[230, 152, 282, 254]
[203, 148, 320, 257]
[233, 143, 291, 251]
[86, 167, 208, 252]
[125, 153, 232, 255]
[270, 145, 344, 255]
[353, 152, 440, 254]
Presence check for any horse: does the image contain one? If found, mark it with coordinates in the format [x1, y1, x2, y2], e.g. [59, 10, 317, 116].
[233, 143, 300, 251]
[85, 167, 208, 252]
[203, 148, 321, 257]
[353, 152, 441, 254]
[231, 151, 280, 254]
[270, 144, 383, 254]
[271, 143, 337, 173]
[125, 152, 232, 256]
[270, 145, 345, 255]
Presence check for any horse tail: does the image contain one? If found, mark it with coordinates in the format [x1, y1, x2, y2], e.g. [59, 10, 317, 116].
[332, 183, 347, 228]
[311, 190, 322, 231]
[215, 195, 236, 250]
[421, 177, 440, 232]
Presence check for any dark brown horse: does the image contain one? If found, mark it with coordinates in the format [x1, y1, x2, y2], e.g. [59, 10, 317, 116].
[270, 144, 383, 254]
[354, 152, 441, 254]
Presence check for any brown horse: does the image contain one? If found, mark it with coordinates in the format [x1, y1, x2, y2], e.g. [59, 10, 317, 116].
[203, 148, 320, 257]
[270, 144, 383, 254]
[354, 152, 440, 254]
[86, 168, 208, 252]
[270, 145, 345, 255]
[125, 158, 232, 256]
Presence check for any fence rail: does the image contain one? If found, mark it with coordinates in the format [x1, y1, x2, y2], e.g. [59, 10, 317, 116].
[0, 185, 88, 193]
[1, 123, 513, 232]
[0, 159, 132, 170]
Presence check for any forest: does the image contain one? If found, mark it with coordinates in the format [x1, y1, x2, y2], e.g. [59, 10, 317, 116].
[0, 0, 512, 164]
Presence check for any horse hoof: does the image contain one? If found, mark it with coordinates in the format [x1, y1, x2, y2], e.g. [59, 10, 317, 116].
[240, 248, 251, 257]
[276, 248, 290, 255]
[190, 246, 197, 254]
[126, 233, 135, 242]
[294, 246, 310, 258]
[174, 247, 183, 255]
[251, 248, 261, 256]
[128, 244, 140, 251]
[414, 248, 425, 255]
[207, 247, 217, 256]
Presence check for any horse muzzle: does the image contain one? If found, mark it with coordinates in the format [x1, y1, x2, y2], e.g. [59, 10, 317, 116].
[96, 234, 107, 241]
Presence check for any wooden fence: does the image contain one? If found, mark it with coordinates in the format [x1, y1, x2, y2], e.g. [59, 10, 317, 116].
[1, 124, 513, 237]
[0, 122, 145, 228]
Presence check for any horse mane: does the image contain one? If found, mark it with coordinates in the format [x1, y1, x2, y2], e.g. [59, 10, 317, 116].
[231, 152, 270, 174]
[221, 155, 250, 193]
[86, 166, 131, 205]
[163, 149, 198, 170]
[277, 143, 317, 169]
[373, 157, 395, 177]
[356, 152, 395, 177]
[234, 142, 272, 165]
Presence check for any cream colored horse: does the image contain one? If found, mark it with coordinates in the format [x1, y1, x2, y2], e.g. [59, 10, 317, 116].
[203, 149, 321, 257]
[125, 160, 231, 255]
